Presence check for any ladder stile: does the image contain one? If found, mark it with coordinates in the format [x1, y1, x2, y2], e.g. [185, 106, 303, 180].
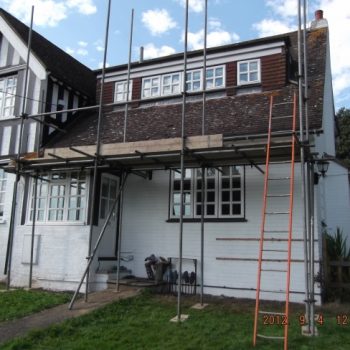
[253, 93, 297, 350]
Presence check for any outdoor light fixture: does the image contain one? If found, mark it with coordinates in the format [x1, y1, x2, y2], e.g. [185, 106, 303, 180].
[314, 158, 330, 184]
[316, 159, 329, 177]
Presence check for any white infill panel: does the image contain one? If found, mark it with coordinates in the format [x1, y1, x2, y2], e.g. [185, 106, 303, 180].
[21, 234, 41, 264]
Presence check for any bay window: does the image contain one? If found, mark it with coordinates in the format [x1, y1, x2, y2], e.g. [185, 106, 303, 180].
[29, 172, 87, 223]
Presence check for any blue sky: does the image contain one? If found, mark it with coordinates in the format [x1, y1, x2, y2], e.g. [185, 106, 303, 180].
[0, 0, 349, 110]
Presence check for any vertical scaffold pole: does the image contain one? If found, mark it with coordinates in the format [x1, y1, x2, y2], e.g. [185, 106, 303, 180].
[177, 0, 189, 322]
[200, 0, 208, 307]
[85, 0, 111, 302]
[4, 5, 34, 289]
[298, 0, 311, 333]
[29, 171, 38, 288]
[123, 9, 134, 143]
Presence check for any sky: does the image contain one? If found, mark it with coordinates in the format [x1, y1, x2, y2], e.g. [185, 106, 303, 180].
[0, 0, 349, 110]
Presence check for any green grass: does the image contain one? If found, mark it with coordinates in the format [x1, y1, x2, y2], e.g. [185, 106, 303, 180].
[0, 288, 71, 322]
[2, 291, 350, 350]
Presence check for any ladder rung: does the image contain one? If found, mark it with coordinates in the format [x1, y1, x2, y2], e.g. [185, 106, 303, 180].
[270, 145, 293, 149]
[269, 160, 292, 164]
[265, 211, 290, 215]
[264, 230, 289, 233]
[266, 194, 290, 197]
[272, 115, 293, 120]
[259, 311, 286, 316]
[268, 177, 291, 180]
[273, 101, 294, 106]
[257, 334, 284, 340]
[260, 289, 286, 294]
[263, 249, 288, 252]
[261, 269, 287, 272]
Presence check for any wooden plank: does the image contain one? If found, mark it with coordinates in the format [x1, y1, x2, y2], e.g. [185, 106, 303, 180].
[42, 134, 223, 160]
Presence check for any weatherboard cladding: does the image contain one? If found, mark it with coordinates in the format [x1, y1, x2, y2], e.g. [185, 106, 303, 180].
[48, 28, 326, 149]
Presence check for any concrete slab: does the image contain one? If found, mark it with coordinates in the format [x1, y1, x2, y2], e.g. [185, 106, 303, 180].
[191, 303, 209, 310]
[170, 314, 189, 322]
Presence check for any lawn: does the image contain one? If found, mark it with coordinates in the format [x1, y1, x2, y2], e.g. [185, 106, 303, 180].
[0, 288, 71, 322]
[2, 291, 350, 350]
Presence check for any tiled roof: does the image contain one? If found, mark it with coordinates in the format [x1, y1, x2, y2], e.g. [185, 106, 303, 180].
[47, 28, 327, 149]
[0, 8, 96, 99]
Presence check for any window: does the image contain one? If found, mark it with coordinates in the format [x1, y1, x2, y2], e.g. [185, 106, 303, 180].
[186, 69, 202, 92]
[206, 66, 225, 89]
[238, 59, 260, 85]
[162, 73, 181, 95]
[170, 166, 244, 219]
[0, 76, 17, 119]
[0, 169, 7, 221]
[114, 81, 132, 102]
[142, 77, 160, 98]
[28, 172, 87, 223]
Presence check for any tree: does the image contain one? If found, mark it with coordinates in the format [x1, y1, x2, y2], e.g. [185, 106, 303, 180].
[336, 107, 350, 167]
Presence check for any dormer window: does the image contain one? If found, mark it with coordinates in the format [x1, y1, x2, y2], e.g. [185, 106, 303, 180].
[162, 73, 181, 95]
[186, 69, 202, 92]
[142, 77, 160, 98]
[114, 81, 132, 102]
[237, 59, 260, 85]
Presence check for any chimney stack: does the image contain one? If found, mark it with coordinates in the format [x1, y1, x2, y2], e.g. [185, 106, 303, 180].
[139, 46, 144, 63]
[311, 9, 328, 29]
[315, 10, 323, 21]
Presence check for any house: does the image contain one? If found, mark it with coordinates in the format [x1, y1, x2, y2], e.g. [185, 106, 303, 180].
[2, 9, 349, 305]
[0, 8, 96, 281]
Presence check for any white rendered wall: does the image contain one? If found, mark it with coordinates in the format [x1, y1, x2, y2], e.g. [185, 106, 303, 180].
[0, 173, 15, 281]
[120, 166, 320, 303]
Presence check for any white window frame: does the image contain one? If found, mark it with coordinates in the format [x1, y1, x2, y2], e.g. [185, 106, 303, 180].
[114, 80, 132, 102]
[162, 72, 181, 96]
[27, 172, 88, 224]
[170, 166, 244, 219]
[205, 65, 225, 90]
[237, 59, 261, 86]
[186, 69, 202, 92]
[0, 169, 7, 222]
[142, 76, 161, 98]
[0, 75, 17, 119]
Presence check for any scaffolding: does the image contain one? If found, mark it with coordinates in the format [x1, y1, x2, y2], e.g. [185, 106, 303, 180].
[1, 0, 319, 344]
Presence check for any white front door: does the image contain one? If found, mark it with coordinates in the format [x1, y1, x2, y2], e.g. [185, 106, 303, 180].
[97, 174, 119, 257]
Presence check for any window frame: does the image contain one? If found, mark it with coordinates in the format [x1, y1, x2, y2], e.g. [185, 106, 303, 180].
[142, 76, 161, 99]
[205, 65, 225, 90]
[114, 80, 133, 102]
[185, 69, 202, 92]
[169, 166, 245, 220]
[237, 59, 261, 86]
[27, 171, 88, 225]
[161, 72, 182, 96]
[0, 75, 17, 119]
[0, 169, 7, 222]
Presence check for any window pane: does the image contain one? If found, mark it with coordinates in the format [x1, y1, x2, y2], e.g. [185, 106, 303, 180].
[240, 73, 248, 82]
[196, 205, 202, 216]
[240, 63, 248, 72]
[174, 180, 180, 191]
[173, 205, 180, 216]
[207, 192, 215, 202]
[215, 67, 223, 76]
[250, 61, 258, 70]
[221, 204, 230, 215]
[193, 81, 201, 90]
[232, 204, 241, 215]
[184, 179, 191, 190]
[250, 72, 258, 81]
[163, 76, 171, 85]
[196, 192, 202, 202]
[206, 69, 213, 78]
[232, 191, 241, 201]
[172, 74, 180, 83]
[222, 191, 230, 202]
[193, 71, 201, 80]
[207, 179, 215, 189]
[215, 78, 223, 87]
[222, 178, 230, 189]
[173, 193, 181, 204]
[232, 178, 241, 188]
[206, 204, 215, 215]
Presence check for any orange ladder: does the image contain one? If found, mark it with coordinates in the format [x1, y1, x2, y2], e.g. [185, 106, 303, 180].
[253, 92, 297, 350]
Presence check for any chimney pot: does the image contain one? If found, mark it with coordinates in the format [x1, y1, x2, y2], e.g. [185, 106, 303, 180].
[315, 10, 323, 21]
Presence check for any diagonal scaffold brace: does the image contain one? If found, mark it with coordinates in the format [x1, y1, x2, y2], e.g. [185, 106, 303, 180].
[68, 171, 129, 310]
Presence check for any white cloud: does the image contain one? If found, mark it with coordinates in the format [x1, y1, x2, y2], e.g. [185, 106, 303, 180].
[77, 48, 88, 56]
[176, 0, 205, 13]
[143, 43, 176, 59]
[78, 41, 88, 47]
[265, 0, 299, 18]
[65, 47, 75, 55]
[98, 62, 110, 69]
[186, 20, 239, 50]
[1, 0, 96, 27]
[66, 0, 96, 15]
[253, 19, 296, 37]
[142, 9, 177, 36]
